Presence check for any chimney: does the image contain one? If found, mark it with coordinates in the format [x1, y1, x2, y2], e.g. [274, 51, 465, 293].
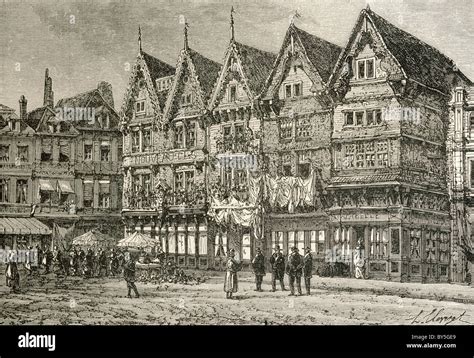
[97, 81, 114, 109]
[43, 68, 54, 108]
[19, 95, 27, 120]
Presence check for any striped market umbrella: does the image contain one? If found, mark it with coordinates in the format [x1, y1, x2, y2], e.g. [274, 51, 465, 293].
[117, 232, 156, 248]
[72, 230, 114, 248]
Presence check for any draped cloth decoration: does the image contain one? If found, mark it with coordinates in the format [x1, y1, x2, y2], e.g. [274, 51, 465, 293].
[208, 169, 316, 239]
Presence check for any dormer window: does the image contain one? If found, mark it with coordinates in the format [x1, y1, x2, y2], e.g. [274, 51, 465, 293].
[356, 58, 375, 79]
[136, 100, 145, 113]
[156, 76, 173, 92]
[284, 82, 303, 98]
[181, 93, 192, 106]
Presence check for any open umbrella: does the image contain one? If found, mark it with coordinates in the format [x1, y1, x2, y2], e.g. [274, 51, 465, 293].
[72, 230, 114, 248]
[117, 232, 157, 248]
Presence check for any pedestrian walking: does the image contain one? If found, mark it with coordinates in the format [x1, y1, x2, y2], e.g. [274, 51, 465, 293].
[251, 248, 265, 292]
[269, 246, 286, 292]
[303, 247, 313, 295]
[5, 252, 20, 294]
[224, 249, 242, 299]
[286, 247, 303, 296]
[124, 254, 140, 298]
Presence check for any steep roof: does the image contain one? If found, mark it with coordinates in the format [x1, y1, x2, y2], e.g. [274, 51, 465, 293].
[293, 26, 343, 83]
[141, 51, 176, 108]
[188, 48, 221, 101]
[26, 106, 55, 130]
[56, 90, 94, 108]
[234, 42, 277, 95]
[365, 8, 471, 93]
[142, 51, 176, 83]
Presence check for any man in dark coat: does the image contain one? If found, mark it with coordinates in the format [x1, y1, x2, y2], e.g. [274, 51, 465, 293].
[44, 248, 53, 274]
[98, 249, 108, 277]
[84, 249, 94, 278]
[269, 246, 286, 292]
[251, 248, 265, 292]
[124, 254, 140, 298]
[303, 247, 313, 295]
[286, 247, 303, 296]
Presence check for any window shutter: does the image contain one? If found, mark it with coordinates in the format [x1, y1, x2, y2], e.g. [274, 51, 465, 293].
[110, 180, 118, 208]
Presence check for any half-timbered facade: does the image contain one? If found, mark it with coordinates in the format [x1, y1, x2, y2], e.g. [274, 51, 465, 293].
[328, 7, 472, 282]
[259, 22, 342, 272]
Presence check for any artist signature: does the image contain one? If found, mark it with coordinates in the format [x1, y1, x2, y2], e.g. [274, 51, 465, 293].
[407, 308, 470, 325]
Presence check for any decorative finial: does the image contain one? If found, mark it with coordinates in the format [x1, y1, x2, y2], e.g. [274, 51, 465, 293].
[230, 6, 235, 42]
[290, 10, 301, 25]
[138, 25, 142, 53]
[184, 20, 189, 51]
[366, 3, 371, 11]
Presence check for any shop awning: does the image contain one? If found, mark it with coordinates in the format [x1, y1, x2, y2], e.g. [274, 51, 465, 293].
[39, 179, 56, 192]
[58, 180, 74, 194]
[0, 218, 51, 235]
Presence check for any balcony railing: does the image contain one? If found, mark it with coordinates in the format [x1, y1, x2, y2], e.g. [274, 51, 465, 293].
[123, 185, 207, 210]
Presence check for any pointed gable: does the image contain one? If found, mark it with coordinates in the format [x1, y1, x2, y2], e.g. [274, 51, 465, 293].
[163, 48, 220, 121]
[330, 8, 472, 96]
[262, 23, 342, 100]
[121, 51, 175, 127]
[26, 106, 56, 131]
[209, 41, 276, 109]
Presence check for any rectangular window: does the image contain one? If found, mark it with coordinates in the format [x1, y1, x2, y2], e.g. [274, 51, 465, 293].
[293, 83, 302, 97]
[357, 58, 376, 79]
[177, 233, 186, 254]
[84, 144, 93, 161]
[229, 85, 237, 102]
[296, 116, 311, 138]
[181, 93, 192, 106]
[391, 229, 400, 255]
[187, 234, 196, 255]
[100, 143, 110, 162]
[279, 118, 293, 139]
[283, 164, 292, 177]
[185, 171, 194, 192]
[142, 128, 152, 152]
[131, 130, 140, 153]
[168, 233, 176, 254]
[83, 181, 93, 207]
[186, 122, 196, 148]
[288, 231, 295, 247]
[136, 100, 145, 113]
[344, 112, 354, 126]
[0, 145, 9, 162]
[174, 172, 184, 191]
[223, 125, 232, 141]
[242, 234, 251, 260]
[0, 179, 8, 202]
[285, 84, 292, 98]
[470, 160, 474, 188]
[99, 182, 110, 208]
[367, 111, 374, 126]
[16, 179, 28, 204]
[17, 145, 28, 162]
[357, 60, 365, 79]
[174, 124, 184, 149]
[366, 58, 375, 78]
[199, 233, 208, 255]
[355, 111, 364, 126]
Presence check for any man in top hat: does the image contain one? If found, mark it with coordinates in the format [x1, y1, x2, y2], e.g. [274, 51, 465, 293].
[286, 247, 303, 296]
[269, 245, 286, 292]
[251, 248, 265, 292]
[303, 247, 313, 295]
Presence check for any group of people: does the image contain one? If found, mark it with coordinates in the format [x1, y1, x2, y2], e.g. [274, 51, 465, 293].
[224, 245, 314, 299]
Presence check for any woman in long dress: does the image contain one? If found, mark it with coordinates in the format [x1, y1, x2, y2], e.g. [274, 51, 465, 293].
[224, 249, 242, 299]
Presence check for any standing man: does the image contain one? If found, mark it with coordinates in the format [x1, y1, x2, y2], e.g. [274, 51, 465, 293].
[303, 247, 313, 295]
[124, 253, 140, 298]
[44, 248, 53, 274]
[224, 249, 242, 299]
[286, 247, 303, 296]
[251, 248, 265, 292]
[98, 249, 108, 277]
[269, 246, 286, 292]
[5, 251, 20, 293]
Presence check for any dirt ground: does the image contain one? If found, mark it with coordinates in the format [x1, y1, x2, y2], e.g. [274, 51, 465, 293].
[0, 269, 472, 325]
